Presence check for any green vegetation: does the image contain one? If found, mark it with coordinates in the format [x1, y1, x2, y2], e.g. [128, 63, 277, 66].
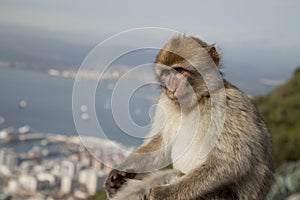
[89, 190, 107, 200]
[253, 67, 300, 167]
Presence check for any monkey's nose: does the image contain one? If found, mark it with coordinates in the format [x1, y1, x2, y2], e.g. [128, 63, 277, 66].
[166, 75, 178, 93]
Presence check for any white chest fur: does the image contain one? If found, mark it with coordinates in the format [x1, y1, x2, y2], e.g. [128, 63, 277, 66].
[159, 104, 207, 174]
[171, 110, 207, 173]
[151, 95, 208, 174]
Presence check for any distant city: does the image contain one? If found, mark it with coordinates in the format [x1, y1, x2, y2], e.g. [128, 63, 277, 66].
[0, 59, 286, 90]
[47, 68, 122, 81]
[0, 126, 133, 200]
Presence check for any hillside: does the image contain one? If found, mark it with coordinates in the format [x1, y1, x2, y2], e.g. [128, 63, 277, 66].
[254, 67, 300, 167]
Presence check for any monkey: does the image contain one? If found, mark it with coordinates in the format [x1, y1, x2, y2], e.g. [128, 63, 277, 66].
[104, 35, 274, 200]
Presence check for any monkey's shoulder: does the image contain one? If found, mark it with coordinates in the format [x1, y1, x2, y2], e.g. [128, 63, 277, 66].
[222, 81, 267, 127]
[223, 81, 255, 109]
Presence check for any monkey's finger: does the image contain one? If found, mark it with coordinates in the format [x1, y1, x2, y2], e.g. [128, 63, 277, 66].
[108, 180, 115, 187]
[109, 178, 123, 188]
[112, 174, 118, 180]
[115, 179, 125, 188]
[119, 171, 127, 177]
[106, 177, 117, 187]
[111, 170, 120, 180]
[126, 172, 136, 179]
[105, 182, 112, 191]
[106, 186, 117, 197]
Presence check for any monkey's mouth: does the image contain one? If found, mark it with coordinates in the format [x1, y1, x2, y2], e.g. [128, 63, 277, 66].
[165, 87, 189, 104]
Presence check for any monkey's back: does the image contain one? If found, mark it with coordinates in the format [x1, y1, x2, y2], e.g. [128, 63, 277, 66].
[218, 80, 274, 199]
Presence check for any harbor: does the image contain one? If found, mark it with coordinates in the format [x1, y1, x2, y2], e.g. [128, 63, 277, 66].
[0, 126, 133, 199]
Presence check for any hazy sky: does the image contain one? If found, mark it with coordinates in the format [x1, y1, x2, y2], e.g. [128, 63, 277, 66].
[1, 0, 299, 43]
[0, 0, 300, 88]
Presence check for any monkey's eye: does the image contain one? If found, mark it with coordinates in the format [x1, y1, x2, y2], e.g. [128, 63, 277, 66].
[174, 67, 185, 74]
[161, 69, 170, 76]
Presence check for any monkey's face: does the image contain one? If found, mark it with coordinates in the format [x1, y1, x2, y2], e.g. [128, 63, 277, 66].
[155, 36, 221, 109]
[156, 64, 200, 108]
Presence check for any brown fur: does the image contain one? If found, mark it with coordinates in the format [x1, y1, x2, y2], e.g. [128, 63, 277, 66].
[105, 35, 274, 200]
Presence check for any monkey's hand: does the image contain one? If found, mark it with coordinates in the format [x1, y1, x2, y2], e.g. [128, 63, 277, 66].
[104, 169, 136, 198]
[147, 186, 172, 200]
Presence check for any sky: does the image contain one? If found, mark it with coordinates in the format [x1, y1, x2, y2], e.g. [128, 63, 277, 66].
[0, 0, 299, 43]
[0, 0, 300, 94]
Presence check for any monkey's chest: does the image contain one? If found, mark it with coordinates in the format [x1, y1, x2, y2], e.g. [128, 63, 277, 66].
[162, 109, 207, 173]
[171, 135, 206, 174]
[169, 118, 207, 174]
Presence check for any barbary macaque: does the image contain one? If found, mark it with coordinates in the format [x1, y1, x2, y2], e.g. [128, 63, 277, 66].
[104, 35, 274, 200]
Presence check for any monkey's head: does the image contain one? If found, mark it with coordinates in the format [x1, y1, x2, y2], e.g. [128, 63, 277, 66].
[155, 35, 221, 110]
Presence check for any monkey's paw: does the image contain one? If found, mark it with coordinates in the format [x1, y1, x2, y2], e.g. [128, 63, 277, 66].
[104, 169, 136, 198]
[147, 186, 172, 200]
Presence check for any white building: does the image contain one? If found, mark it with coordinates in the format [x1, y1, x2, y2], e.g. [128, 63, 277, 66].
[60, 176, 73, 195]
[0, 148, 18, 175]
[61, 160, 75, 177]
[37, 172, 56, 188]
[78, 169, 106, 195]
[19, 161, 36, 175]
[19, 175, 38, 192]
[86, 170, 106, 195]
[7, 179, 19, 193]
[78, 169, 88, 185]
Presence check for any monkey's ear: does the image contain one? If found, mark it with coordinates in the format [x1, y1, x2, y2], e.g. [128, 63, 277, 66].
[206, 45, 220, 67]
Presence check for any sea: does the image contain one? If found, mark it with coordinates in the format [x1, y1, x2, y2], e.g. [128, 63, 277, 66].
[0, 67, 159, 151]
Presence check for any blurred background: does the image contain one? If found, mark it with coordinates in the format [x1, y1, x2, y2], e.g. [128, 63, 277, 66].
[0, 0, 299, 199]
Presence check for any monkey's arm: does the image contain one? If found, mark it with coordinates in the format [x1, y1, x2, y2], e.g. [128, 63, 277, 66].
[119, 134, 171, 172]
[105, 133, 171, 197]
[149, 141, 252, 200]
